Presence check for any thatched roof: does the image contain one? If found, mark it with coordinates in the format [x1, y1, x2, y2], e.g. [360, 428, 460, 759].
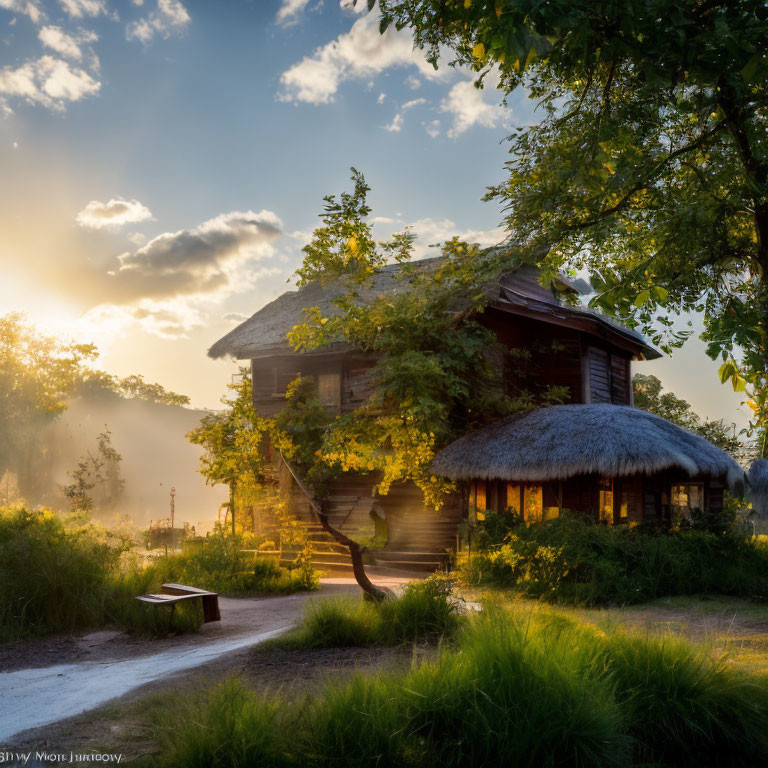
[748, 458, 768, 520]
[208, 255, 660, 360]
[431, 404, 744, 491]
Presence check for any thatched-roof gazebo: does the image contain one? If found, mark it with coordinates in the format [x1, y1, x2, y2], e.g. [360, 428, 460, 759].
[432, 404, 744, 526]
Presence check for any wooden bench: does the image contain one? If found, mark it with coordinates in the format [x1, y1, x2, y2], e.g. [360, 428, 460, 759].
[135, 583, 221, 623]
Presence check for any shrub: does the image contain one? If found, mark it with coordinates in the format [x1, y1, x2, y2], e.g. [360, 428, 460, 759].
[0, 505, 123, 641]
[269, 575, 462, 650]
[460, 516, 768, 605]
[151, 534, 319, 596]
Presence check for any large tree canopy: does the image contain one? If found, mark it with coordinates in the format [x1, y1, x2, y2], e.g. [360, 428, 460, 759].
[374, 0, 768, 448]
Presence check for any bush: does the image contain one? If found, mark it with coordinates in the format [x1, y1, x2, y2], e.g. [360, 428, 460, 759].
[0, 506, 317, 642]
[459, 516, 768, 605]
[269, 575, 461, 650]
[148, 607, 768, 767]
[151, 533, 319, 596]
[0, 505, 123, 641]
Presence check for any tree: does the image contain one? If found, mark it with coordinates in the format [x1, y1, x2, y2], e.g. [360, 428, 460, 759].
[633, 374, 740, 456]
[373, 0, 768, 452]
[0, 313, 98, 499]
[60, 428, 125, 512]
[187, 368, 270, 535]
[285, 171, 570, 507]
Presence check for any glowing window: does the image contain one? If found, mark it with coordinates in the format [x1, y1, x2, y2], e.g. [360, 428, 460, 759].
[599, 478, 613, 523]
[506, 483, 521, 513]
[523, 485, 543, 523]
[474, 481, 487, 512]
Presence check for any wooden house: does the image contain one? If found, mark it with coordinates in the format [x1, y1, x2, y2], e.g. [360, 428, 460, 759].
[209, 255, 738, 570]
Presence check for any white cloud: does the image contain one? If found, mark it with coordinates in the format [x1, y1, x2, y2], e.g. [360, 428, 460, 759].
[38, 26, 97, 61]
[383, 96, 426, 132]
[423, 119, 440, 138]
[126, 0, 189, 42]
[0, 55, 100, 110]
[58, 0, 107, 18]
[376, 92, 386, 104]
[80, 298, 207, 340]
[76, 197, 154, 230]
[372, 214, 504, 260]
[440, 76, 505, 138]
[0, 0, 43, 24]
[276, 0, 311, 25]
[405, 74, 421, 90]
[278, 8, 443, 105]
[384, 113, 402, 132]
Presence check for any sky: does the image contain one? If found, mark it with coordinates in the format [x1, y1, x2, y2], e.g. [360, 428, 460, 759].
[0, 0, 749, 429]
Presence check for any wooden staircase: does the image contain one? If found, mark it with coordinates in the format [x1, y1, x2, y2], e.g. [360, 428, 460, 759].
[278, 456, 461, 575]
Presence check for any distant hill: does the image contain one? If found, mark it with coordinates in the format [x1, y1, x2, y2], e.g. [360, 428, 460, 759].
[39, 390, 225, 528]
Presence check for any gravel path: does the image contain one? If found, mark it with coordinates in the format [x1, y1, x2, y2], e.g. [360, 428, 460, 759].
[0, 573, 415, 742]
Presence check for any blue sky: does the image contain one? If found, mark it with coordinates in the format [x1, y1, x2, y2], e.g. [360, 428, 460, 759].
[0, 0, 747, 428]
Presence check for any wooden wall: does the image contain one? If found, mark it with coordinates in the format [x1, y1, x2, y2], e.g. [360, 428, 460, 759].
[251, 351, 377, 418]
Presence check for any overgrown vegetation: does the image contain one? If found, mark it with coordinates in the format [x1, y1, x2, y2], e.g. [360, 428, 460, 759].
[268, 576, 460, 650]
[459, 515, 768, 606]
[144, 606, 768, 768]
[275, 171, 569, 506]
[0, 505, 316, 643]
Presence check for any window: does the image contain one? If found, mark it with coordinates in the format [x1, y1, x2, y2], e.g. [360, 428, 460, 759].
[470, 481, 487, 522]
[671, 484, 705, 515]
[598, 477, 614, 523]
[523, 485, 543, 523]
[506, 483, 521, 513]
[317, 373, 341, 409]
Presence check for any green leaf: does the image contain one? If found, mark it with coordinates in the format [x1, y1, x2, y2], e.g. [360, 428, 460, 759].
[652, 285, 669, 303]
[718, 361, 737, 384]
[633, 290, 651, 307]
[741, 54, 761, 83]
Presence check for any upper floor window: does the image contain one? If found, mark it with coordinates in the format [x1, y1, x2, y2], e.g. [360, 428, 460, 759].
[586, 347, 630, 404]
[317, 372, 341, 410]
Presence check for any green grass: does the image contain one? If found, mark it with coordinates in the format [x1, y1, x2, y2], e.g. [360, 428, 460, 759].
[459, 515, 768, 606]
[143, 605, 768, 768]
[267, 576, 462, 650]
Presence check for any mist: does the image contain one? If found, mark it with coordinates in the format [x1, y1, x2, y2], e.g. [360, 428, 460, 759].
[36, 390, 226, 530]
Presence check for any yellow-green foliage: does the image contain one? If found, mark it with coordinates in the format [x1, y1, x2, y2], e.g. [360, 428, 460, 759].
[146, 606, 768, 768]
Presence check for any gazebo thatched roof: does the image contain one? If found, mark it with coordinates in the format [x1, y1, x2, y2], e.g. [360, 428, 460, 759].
[432, 404, 744, 491]
[208, 254, 659, 360]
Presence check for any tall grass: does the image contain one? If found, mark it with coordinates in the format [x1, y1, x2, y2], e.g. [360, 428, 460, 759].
[148, 606, 768, 767]
[460, 515, 768, 605]
[269, 576, 462, 650]
[0, 505, 317, 642]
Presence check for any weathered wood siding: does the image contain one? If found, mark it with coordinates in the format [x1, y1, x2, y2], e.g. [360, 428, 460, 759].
[251, 352, 377, 418]
[584, 345, 632, 405]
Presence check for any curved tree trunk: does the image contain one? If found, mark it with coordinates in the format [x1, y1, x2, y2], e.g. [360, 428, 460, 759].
[279, 453, 390, 602]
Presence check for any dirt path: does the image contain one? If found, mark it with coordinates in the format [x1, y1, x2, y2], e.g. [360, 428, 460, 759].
[0, 573, 415, 743]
